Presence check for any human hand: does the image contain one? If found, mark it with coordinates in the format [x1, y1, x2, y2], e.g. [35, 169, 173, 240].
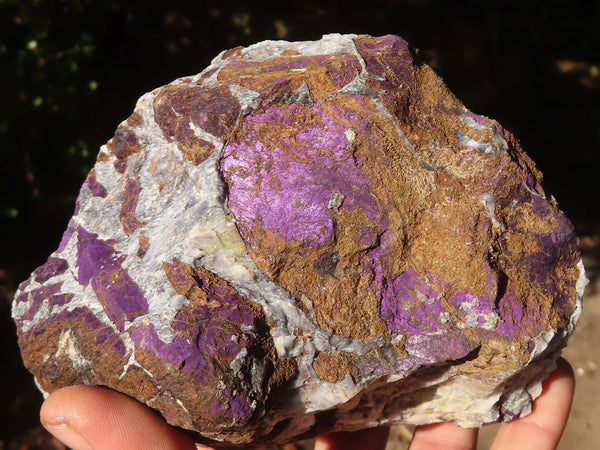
[40, 358, 574, 450]
[317, 358, 575, 450]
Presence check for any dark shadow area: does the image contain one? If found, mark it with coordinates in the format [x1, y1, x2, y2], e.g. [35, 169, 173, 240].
[1, 0, 598, 447]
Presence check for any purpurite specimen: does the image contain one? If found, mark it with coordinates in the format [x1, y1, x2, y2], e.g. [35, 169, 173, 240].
[13, 34, 586, 447]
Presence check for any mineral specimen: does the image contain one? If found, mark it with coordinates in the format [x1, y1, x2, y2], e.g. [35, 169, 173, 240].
[13, 34, 586, 447]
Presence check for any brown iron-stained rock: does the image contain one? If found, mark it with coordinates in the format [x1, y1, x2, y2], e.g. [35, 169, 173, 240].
[13, 34, 585, 447]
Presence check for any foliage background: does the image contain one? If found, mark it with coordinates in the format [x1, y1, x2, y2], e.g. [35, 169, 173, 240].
[1, 0, 599, 447]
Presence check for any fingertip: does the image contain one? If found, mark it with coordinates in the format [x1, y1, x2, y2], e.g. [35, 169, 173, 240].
[40, 385, 97, 429]
[41, 386, 102, 450]
[409, 422, 477, 450]
[40, 385, 198, 450]
[315, 426, 390, 450]
[491, 357, 575, 450]
[549, 357, 575, 389]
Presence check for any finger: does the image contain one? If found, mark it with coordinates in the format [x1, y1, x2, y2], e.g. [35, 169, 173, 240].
[491, 357, 575, 450]
[40, 385, 202, 450]
[409, 422, 478, 450]
[314, 426, 390, 450]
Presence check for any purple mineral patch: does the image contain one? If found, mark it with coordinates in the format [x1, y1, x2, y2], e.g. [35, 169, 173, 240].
[222, 102, 380, 247]
[379, 268, 445, 335]
[82, 170, 108, 198]
[32, 257, 69, 284]
[76, 227, 148, 330]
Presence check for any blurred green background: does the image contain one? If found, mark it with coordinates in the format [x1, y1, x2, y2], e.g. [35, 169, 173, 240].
[1, 0, 599, 447]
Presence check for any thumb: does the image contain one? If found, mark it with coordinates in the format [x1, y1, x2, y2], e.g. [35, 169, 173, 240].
[40, 385, 202, 450]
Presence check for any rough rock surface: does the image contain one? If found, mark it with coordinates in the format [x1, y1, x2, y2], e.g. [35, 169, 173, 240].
[12, 34, 586, 447]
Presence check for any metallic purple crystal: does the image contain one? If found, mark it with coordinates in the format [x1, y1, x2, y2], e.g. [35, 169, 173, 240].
[222, 102, 381, 247]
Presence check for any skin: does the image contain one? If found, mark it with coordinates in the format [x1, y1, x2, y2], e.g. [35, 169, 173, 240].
[40, 358, 574, 450]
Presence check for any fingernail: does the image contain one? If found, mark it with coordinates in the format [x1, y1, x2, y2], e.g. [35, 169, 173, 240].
[42, 420, 94, 450]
